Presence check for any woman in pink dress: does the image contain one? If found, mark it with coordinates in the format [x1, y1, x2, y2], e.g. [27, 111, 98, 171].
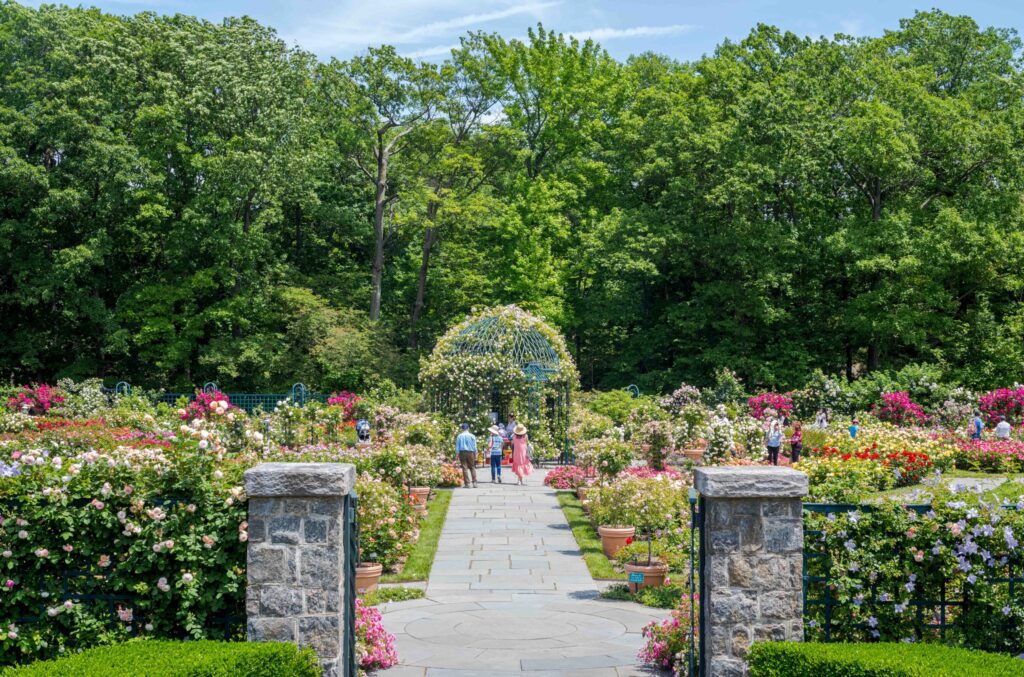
[511, 423, 533, 485]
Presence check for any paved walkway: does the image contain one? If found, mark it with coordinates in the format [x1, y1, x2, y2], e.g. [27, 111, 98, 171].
[379, 469, 666, 676]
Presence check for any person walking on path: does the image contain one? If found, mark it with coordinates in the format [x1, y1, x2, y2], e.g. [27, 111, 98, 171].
[789, 421, 803, 464]
[996, 416, 1012, 440]
[766, 419, 782, 466]
[511, 423, 533, 485]
[486, 425, 505, 483]
[972, 411, 985, 440]
[455, 423, 478, 488]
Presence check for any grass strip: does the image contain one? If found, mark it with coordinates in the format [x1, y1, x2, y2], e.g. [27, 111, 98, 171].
[362, 586, 426, 606]
[556, 490, 625, 580]
[382, 489, 452, 582]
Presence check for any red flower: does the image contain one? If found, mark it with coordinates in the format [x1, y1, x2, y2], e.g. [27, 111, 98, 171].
[625, 537, 633, 545]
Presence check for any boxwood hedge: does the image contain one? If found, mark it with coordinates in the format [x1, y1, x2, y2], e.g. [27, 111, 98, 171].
[748, 641, 1024, 676]
[0, 640, 320, 676]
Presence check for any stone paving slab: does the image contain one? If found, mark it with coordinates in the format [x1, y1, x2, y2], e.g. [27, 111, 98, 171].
[380, 469, 668, 675]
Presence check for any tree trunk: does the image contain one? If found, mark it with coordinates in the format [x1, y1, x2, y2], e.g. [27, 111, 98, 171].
[867, 344, 879, 372]
[409, 216, 437, 349]
[369, 145, 388, 321]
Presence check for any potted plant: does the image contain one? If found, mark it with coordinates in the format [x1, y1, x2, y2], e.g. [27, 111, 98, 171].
[621, 477, 687, 592]
[403, 444, 441, 514]
[355, 561, 384, 595]
[355, 473, 417, 595]
[589, 477, 637, 558]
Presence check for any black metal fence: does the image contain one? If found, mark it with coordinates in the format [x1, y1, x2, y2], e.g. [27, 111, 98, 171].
[104, 381, 330, 414]
[342, 490, 359, 677]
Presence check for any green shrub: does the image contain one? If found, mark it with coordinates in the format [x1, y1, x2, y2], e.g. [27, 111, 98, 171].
[1, 640, 320, 676]
[748, 641, 1024, 677]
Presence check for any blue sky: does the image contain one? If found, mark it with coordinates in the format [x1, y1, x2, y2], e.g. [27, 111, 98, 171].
[18, 0, 1024, 62]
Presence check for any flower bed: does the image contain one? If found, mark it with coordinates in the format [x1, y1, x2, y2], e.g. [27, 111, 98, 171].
[0, 381, 446, 667]
[953, 439, 1024, 473]
[798, 445, 933, 501]
[543, 465, 592, 490]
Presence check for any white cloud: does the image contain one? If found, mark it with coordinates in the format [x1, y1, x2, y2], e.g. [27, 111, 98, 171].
[568, 24, 695, 42]
[398, 2, 559, 42]
[286, 0, 558, 53]
[405, 43, 463, 59]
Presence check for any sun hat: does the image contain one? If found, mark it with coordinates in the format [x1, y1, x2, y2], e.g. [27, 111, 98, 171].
[488, 425, 501, 435]
[514, 423, 527, 436]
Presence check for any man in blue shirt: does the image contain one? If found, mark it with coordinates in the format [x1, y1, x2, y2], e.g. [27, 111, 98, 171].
[455, 423, 478, 488]
[972, 411, 984, 440]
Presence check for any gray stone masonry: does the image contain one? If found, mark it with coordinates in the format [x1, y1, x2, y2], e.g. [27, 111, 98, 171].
[695, 467, 808, 677]
[245, 463, 356, 677]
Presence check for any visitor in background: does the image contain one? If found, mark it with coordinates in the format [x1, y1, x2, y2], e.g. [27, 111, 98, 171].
[505, 414, 517, 440]
[455, 423, 478, 488]
[511, 423, 533, 485]
[849, 419, 859, 439]
[487, 424, 505, 483]
[790, 421, 803, 464]
[766, 420, 782, 466]
[996, 416, 1012, 440]
[972, 411, 984, 440]
[814, 410, 828, 429]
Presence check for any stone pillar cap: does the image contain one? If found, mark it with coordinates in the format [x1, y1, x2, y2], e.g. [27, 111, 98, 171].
[245, 462, 357, 498]
[695, 466, 808, 498]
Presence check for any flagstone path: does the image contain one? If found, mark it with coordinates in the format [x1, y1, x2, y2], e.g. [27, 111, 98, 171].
[378, 469, 667, 676]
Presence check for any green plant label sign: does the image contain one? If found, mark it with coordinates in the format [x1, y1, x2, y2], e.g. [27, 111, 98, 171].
[628, 572, 645, 583]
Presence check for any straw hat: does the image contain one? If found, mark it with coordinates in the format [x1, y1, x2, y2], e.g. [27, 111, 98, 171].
[513, 423, 528, 436]
[487, 425, 502, 435]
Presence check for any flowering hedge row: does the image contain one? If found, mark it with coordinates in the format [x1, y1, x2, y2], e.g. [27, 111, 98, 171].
[805, 485, 1024, 653]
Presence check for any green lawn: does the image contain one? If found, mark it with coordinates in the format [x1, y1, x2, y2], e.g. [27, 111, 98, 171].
[864, 470, 1024, 504]
[382, 489, 452, 583]
[556, 490, 626, 581]
[362, 586, 426, 606]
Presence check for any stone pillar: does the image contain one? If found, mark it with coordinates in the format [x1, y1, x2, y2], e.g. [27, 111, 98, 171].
[245, 462, 356, 677]
[694, 466, 808, 677]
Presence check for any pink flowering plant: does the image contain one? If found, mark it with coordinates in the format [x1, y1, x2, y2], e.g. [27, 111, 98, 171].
[639, 592, 697, 670]
[804, 484, 1024, 653]
[979, 387, 1024, 426]
[747, 392, 794, 420]
[872, 391, 928, 426]
[543, 465, 592, 490]
[953, 439, 1024, 474]
[355, 597, 398, 669]
[178, 390, 236, 422]
[354, 473, 418, 568]
[5, 384, 64, 416]
[326, 390, 362, 420]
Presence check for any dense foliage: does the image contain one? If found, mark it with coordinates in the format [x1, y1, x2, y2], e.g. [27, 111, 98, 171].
[0, 640, 321, 677]
[748, 641, 1024, 677]
[3, 4, 1024, 394]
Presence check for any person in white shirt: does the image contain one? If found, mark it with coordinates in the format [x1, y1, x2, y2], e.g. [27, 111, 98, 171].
[995, 416, 1012, 440]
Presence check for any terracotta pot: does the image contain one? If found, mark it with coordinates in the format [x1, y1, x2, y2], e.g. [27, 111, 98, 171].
[597, 525, 635, 559]
[408, 486, 430, 505]
[624, 560, 669, 593]
[682, 448, 704, 463]
[355, 562, 383, 595]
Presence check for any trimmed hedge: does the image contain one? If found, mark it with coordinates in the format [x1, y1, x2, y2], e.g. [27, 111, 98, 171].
[0, 640, 320, 676]
[748, 642, 1024, 677]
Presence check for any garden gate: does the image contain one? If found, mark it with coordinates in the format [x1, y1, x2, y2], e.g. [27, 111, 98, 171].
[686, 487, 704, 676]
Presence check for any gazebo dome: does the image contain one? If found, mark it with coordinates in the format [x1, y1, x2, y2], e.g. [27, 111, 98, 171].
[446, 315, 561, 381]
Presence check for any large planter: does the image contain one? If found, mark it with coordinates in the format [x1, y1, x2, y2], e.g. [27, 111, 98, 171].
[624, 560, 669, 593]
[355, 562, 383, 595]
[408, 486, 430, 514]
[597, 525, 635, 559]
[682, 447, 704, 463]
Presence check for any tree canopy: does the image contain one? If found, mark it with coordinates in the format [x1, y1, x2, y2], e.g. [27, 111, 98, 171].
[2, 2, 1023, 393]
